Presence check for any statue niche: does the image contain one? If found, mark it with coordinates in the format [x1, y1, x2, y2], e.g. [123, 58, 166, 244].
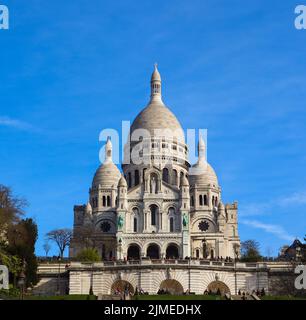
[150, 173, 158, 194]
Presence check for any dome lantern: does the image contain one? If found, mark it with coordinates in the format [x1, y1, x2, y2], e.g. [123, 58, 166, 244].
[150, 63, 162, 101]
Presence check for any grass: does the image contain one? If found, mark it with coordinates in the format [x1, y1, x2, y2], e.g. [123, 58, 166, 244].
[25, 295, 97, 300]
[133, 294, 225, 300]
[260, 295, 306, 300]
[1, 294, 97, 300]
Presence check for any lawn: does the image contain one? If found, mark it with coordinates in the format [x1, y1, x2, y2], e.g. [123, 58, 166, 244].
[260, 295, 306, 300]
[25, 295, 97, 300]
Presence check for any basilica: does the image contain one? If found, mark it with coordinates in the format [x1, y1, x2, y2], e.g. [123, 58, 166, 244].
[70, 65, 240, 261]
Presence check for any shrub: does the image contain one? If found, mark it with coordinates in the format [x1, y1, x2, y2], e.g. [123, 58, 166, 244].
[75, 248, 101, 262]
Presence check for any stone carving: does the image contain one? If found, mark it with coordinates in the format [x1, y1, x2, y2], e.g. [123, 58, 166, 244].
[117, 215, 124, 229]
[183, 213, 189, 227]
[150, 175, 157, 194]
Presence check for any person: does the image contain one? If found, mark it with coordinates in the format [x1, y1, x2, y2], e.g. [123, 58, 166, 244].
[238, 289, 241, 295]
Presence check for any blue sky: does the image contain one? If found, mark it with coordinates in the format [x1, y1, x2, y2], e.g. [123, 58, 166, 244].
[0, 0, 305, 257]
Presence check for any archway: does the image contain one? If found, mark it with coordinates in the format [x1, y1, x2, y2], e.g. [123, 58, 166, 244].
[111, 280, 134, 295]
[206, 281, 230, 296]
[159, 279, 184, 295]
[166, 244, 179, 259]
[127, 244, 140, 260]
[147, 243, 160, 259]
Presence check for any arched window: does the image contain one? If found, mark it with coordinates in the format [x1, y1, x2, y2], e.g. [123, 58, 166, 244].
[204, 195, 207, 205]
[102, 196, 106, 207]
[150, 205, 157, 226]
[135, 170, 140, 186]
[199, 195, 203, 206]
[134, 217, 137, 232]
[143, 168, 147, 181]
[162, 168, 169, 183]
[128, 172, 132, 188]
[107, 196, 111, 207]
[212, 196, 215, 206]
[172, 169, 178, 186]
[191, 195, 194, 207]
[180, 172, 184, 185]
[215, 197, 218, 206]
[196, 249, 200, 259]
[132, 207, 139, 232]
[168, 207, 175, 232]
[170, 217, 174, 232]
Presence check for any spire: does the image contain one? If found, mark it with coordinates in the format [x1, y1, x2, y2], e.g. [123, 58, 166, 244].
[104, 136, 113, 164]
[150, 63, 162, 101]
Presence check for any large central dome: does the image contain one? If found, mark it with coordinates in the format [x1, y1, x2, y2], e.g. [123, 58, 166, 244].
[130, 65, 185, 143]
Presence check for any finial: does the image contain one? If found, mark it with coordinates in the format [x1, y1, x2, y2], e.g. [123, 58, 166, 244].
[154, 62, 158, 69]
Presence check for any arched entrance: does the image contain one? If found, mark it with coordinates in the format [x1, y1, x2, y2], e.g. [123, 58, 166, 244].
[111, 280, 134, 295]
[166, 244, 179, 259]
[159, 279, 184, 295]
[207, 281, 230, 296]
[127, 244, 140, 260]
[147, 243, 160, 259]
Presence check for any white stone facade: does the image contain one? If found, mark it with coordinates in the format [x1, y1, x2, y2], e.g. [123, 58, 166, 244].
[70, 65, 240, 262]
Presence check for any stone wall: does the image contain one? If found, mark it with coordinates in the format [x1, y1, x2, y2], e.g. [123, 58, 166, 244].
[33, 261, 294, 296]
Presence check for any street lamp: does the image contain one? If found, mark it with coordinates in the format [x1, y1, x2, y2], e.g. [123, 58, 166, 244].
[18, 270, 26, 300]
[57, 256, 61, 295]
[234, 246, 239, 295]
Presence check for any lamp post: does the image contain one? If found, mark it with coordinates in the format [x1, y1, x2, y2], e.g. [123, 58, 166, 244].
[18, 270, 26, 300]
[234, 246, 239, 295]
[57, 256, 61, 295]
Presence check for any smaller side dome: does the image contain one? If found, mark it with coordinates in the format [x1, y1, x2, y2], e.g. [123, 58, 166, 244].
[189, 135, 219, 187]
[118, 174, 127, 187]
[218, 202, 224, 210]
[85, 202, 92, 215]
[92, 137, 121, 188]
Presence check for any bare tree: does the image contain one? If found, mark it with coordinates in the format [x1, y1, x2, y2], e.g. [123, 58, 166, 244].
[240, 240, 262, 262]
[0, 185, 26, 235]
[73, 225, 97, 249]
[43, 241, 51, 258]
[46, 229, 72, 258]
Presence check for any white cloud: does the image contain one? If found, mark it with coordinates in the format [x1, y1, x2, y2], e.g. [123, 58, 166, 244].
[0, 116, 33, 131]
[241, 219, 295, 242]
[239, 203, 269, 217]
[240, 190, 306, 217]
[279, 191, 306, 206]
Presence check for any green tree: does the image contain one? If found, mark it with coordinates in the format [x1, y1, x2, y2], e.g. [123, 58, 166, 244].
[7, 218, 38, 287]
[240, 240, 262, 262]
[76, 248, 101, 262]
